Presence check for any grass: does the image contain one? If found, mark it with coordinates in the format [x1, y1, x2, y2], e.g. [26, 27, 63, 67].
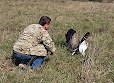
[0, 0, 114, 83]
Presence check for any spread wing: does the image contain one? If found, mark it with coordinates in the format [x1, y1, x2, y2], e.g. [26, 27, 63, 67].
[72, 32, 90, 55]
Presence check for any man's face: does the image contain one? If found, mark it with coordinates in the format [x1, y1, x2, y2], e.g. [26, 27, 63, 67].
[44, 24, 50, 30]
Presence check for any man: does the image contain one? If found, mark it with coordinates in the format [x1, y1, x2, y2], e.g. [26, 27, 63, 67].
[13, 16, 56, 70]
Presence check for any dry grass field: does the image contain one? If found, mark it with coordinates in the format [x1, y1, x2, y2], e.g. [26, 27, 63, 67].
[0, 0, 114, 83]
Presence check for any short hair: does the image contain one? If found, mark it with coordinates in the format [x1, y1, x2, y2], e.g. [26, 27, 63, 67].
[39, 16, 51, 26]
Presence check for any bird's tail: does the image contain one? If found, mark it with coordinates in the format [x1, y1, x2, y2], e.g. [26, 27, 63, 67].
[80, 32, 90, 44]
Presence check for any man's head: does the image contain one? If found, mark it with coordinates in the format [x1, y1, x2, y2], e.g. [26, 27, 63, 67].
[39, 16, 51, 30]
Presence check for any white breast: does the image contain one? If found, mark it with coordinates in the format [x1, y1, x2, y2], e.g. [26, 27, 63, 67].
[79, 40, 88, 56]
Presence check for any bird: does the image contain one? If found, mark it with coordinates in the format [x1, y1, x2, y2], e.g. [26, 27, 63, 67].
[79, 40, 88, 56]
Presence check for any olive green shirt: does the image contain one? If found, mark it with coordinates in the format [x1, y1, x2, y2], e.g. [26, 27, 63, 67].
[13, 24, 56, 56]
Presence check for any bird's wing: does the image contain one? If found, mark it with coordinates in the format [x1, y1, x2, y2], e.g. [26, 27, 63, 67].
[72, 32, 90, 55]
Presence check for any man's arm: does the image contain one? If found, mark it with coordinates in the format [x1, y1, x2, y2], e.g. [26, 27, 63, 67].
[41, 30, 56, 55]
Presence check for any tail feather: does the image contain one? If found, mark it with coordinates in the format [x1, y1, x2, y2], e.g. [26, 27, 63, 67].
[80, 32, 90, 43]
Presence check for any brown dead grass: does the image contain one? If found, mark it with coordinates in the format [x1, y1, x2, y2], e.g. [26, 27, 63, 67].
[0, 0, 114, 83]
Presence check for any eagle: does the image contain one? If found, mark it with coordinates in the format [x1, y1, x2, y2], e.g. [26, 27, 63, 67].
[65, 29, 90, 56]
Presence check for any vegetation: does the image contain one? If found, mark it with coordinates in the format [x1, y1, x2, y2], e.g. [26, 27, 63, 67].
[0, 0, 114, 83]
